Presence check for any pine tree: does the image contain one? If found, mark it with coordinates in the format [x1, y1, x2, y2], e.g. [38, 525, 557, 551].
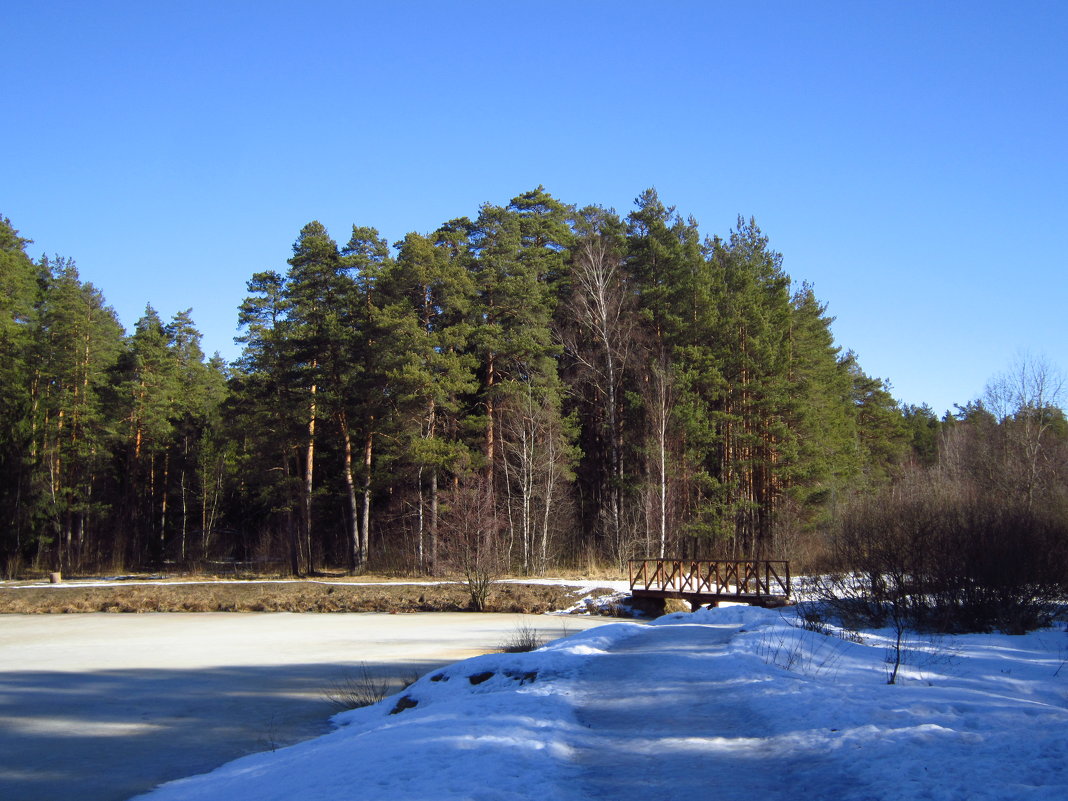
[902, 404, 942, 467]
[110, 306, 182, 566]
[0, 217, 37, 416]
[233, 269, 306, 574]
[469, 189, 576, 571]
[381, 230, 477, 572]
[285, 222, 344, 572]
[843, 353, 908, 486]
[27, 258, 124, 570]
[339, 224, 393, 570]
[702, 218, 794, 556]
[777, 284, 859, 546]
[626, 189, 715, 561]
[0, 218, 41, 571]
[161, 310, 228, 564]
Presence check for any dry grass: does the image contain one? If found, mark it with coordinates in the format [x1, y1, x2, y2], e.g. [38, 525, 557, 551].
[497, 621, 545, 653]
[323, 664, 409, 710]
[0, 579, 617, 615]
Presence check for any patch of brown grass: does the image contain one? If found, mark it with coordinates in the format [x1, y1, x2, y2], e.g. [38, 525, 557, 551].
[0, 580, 617, 615]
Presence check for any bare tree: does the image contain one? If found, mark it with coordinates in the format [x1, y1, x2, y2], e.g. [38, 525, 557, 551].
[562, 227, 636, 558]
[821, 464, 1068, 635]
[983, 352, 1066, 510]
[499, 377, 574, 574]
[440, 474, 503, 610]
[645, 352, 673, 558]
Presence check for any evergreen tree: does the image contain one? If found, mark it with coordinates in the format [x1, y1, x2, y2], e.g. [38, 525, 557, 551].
[469, 189, 576, 571]
[843, 353, 908, 486]
[719, 218, 793, 555]
[28, 258, 124, 570]
[626, 189, 717, 560]
[902, 403, 942, 467]
[188, 354, 231, 566]
[381, 230, 478, 572]
[0, 218, 41, 572]
[233, 269, 306, 574]
[110, 305, 181, 566]
[285, 221, 344, 572]
[0, 217, 37, 421]
[777, 284, 860, 547]
[161, 310, 229, 564]
[339, 224, 393, 570]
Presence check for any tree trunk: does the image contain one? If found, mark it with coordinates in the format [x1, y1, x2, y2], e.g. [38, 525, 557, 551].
[338, 410, 360, 574]
[359, 423, 373, 568]
[416, 466, 425, 571]
[160, 451, 169, 562]
[485, 351, 496, 506]
[304, 382, 317, 574]
[429, 467, 439, 572]
[283, 457, 301, 576]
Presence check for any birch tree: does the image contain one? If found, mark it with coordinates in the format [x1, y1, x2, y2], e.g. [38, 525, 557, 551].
[565, 209, 633, 552]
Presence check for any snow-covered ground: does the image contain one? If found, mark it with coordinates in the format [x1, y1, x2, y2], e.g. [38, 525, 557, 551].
[132, 604, 1068, 801]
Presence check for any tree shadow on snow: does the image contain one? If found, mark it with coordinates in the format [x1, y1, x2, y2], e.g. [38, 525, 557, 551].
[0, 659, 442, 801]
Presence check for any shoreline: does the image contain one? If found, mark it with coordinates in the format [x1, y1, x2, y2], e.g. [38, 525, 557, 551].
[0, 578, 626, 615]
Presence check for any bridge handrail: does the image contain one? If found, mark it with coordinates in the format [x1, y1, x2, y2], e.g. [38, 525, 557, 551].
[628, 558, 791, 598]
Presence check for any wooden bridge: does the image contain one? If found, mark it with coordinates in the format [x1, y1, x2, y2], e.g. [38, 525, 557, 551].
[628, 559, 792, 609]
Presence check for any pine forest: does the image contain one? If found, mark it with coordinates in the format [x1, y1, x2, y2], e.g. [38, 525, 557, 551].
[2, 187, 1066, 580]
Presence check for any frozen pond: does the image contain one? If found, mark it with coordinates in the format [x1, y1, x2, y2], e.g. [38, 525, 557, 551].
[0, 612, 615, 801]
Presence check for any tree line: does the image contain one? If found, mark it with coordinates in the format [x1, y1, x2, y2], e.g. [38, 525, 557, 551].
[2, 188, 1063, 578]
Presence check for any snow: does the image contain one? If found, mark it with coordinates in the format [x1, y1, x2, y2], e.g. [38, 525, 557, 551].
[130, 604, 1068, 800]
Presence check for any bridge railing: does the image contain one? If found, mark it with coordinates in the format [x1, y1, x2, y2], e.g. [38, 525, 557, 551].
[628, 559, 791, 598]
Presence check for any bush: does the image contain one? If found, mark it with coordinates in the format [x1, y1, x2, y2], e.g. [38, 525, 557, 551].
[821, 478, 1068, 634]
[440, 476, 503, 611]
[498, 621, 544, 653]
[323, 665, 395, 710]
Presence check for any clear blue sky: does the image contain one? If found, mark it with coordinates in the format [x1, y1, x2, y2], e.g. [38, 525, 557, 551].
[4, 1, 1066, 416]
